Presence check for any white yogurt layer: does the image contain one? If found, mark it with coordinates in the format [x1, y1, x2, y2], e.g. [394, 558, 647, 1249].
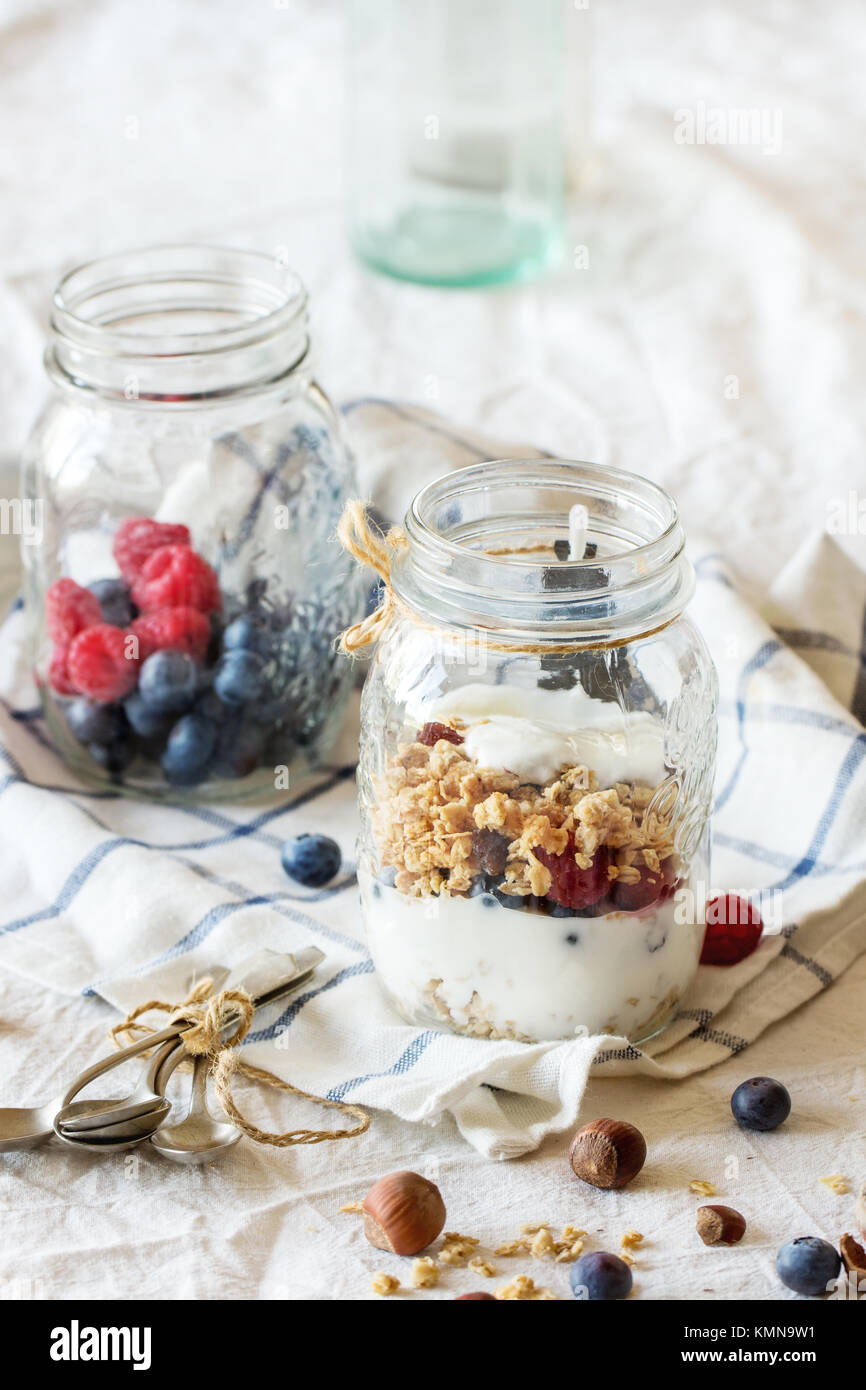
[426, 682, 666, 787]
[361, 874, 702, 1042]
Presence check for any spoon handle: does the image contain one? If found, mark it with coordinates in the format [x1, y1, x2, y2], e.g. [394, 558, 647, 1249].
[60, 1021, 186, 1107]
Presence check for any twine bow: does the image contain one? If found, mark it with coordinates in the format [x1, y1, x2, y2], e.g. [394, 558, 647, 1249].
[111, 979, 370, 1149]
[337, 499, 407, 653]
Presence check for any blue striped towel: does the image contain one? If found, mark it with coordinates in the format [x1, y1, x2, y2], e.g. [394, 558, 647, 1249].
[1, 402, 865, 1159]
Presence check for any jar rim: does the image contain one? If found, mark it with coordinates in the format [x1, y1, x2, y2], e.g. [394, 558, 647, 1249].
[392, 458, 695, 645]
[47, 244, 310, 403]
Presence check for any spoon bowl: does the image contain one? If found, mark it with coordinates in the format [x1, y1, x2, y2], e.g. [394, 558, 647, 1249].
[151, 1052, 242, 1164]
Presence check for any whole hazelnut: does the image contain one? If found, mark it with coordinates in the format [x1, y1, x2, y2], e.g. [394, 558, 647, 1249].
[362, 1170, 446, 1256]
[696, 1204, 747, 1246]
[840, 1232, 866, 1280]
[455, 1292, 497, 1300]
[568, 1118, 647, 1190]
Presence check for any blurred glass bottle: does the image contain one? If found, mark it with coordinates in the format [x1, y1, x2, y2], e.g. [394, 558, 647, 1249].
[346, 0, 567, 287]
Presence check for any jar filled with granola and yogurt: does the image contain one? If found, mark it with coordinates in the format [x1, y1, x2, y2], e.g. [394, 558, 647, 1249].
[349, 461, 718, 1043]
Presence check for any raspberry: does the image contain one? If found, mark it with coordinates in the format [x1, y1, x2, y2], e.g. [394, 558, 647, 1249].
[132, 545, 221, 614]
[67, 624, 139, 702]
[131, 606, 211, 662]
[535, 840, 611, 911]
[613, 859, 679, 913]
[701, 894, 764, 965]
[45, 578, 101, 644]
[112, 518, 191, 582]
[417, 721, 463, 746]
[48, 644, 79, 695]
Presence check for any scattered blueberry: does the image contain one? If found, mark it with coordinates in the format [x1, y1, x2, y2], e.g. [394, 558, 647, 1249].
[281, 833, 341, 888]
[139, 650, 198, 712]
[570, 1251, 633, 1301]
[161, 713, 218, 786]
[776, 1237, 841, 1297]
[66, 697, 124, 745]
[731, 1076, 791, 1132]
[88, 577, 135, 627]
[214, 649, 266, 706]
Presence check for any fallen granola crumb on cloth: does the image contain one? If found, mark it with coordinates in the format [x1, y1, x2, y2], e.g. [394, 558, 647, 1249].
[495, 1274, 559, 1301]
[372, 1273, 399, 1296]
[411, 1257, 439, 1288]
[689, 1180, 717, 1197]
[820, 1174, 850, 1194]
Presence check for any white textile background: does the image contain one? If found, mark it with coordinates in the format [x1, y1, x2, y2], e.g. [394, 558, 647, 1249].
[0, 0, 863, 1301]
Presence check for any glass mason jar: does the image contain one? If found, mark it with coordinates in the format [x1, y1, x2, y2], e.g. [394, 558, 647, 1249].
[22, 246, 364, 800]
[346, 0, 566, 287]
[356, 461, 718, 1043]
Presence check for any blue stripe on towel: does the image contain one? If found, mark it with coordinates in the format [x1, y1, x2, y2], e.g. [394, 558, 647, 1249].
[325, 1030, 441, 1102]
[245, 959, 376, 1042]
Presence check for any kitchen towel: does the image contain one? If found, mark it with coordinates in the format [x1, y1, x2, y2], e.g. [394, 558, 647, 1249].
[1, 401, 865, 1160]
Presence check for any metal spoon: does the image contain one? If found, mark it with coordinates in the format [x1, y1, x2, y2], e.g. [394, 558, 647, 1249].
[150, 1050, 242, 1164]
[54, 947, 323, 1149]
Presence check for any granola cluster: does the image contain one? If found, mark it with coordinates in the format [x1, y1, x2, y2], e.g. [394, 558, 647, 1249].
[373, 727, 677, 900]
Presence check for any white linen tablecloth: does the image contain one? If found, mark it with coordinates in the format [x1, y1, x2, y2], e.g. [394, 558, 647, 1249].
[0, 0, 864, 1302]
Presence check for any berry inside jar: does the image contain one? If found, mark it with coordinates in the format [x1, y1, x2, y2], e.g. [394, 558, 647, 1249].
[41, 516, 351, 795]
[360, 681, 705, 1043]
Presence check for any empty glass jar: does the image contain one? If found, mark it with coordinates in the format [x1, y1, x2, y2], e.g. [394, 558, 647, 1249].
[356, 461, 718, 1042]
[22, 246, 364, 799]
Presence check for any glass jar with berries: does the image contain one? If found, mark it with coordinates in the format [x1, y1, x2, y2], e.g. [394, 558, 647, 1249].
[349, 461, 718, 1043]
[21, 246, 365, 799]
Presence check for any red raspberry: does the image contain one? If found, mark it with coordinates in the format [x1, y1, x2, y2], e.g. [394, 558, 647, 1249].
[132, 545, 221, 614]
[131, 606, 211, 662]
[417, 721, 463, 746]
[613, 858, 679, 913]
[48, 644, 79, 695]
[67, 624, 139, 702]
[535, 840, 611, 911]
[701, 894, 763, 965]
[45, 578, 101, 644]
[112, 518, 191, 583]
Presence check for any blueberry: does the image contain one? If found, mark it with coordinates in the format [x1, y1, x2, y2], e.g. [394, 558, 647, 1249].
[731, 1076, 791, 1132]
[87, 734, 135, 774]
[492, 887, 528, 911]
[89, 577, 135, 627]
[564, 932, 580, 946]
[214, 649, 266, 706]
[211, 717, 267, 779]
[195, 688, 230, 725]
[124, 690, 174, 739]
[776, 1237, 841, 1297]
[281, 833, 341, 888]
[570, 1252, 633, 1301]
[222, 614, 273, 657]
[139, 650, 198, 712]
[66, 698, 124, 745]
[160, 713, 217, 786]
[549, 900, 578, 918]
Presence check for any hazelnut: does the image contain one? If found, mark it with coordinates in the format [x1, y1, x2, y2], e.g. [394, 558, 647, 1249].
[856, 1181, 866, 1241]
[362, 1170, 446, 1256]
[455, 1292, 497, 1300]
[840, 1232, 866, 1279]
[568, 1118, 647, 1190]
[696, 1205, 747, 1246]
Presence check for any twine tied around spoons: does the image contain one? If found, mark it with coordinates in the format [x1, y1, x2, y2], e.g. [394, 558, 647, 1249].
[111, 979, 370, 1148]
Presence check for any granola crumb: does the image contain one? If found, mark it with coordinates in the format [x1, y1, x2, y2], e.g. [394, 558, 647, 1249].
[530, 1228, 556, 1259]
[339, 1201, 363, 1213]
[820, 1174, 850, 1195]
[372, 1272, 399, 1296]
[468, 1256, 497, 1277]
[520, 1222, 553, 1234]
[620, 1252, 637, 1267]
[554, 1239, 584, 1263]
[495, 1274, 559, 1301]
[689, 1180, 717, 1197]
[621, 1230, 644, 1249]
[411, 1257, 440, 1288]
[440, 1232, 480, 1265]
[494, 1239, 531, 1257]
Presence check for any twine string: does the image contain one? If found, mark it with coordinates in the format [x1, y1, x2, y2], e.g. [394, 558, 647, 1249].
[336, 499, 678, 656]
[111, 980, 369, 1149]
